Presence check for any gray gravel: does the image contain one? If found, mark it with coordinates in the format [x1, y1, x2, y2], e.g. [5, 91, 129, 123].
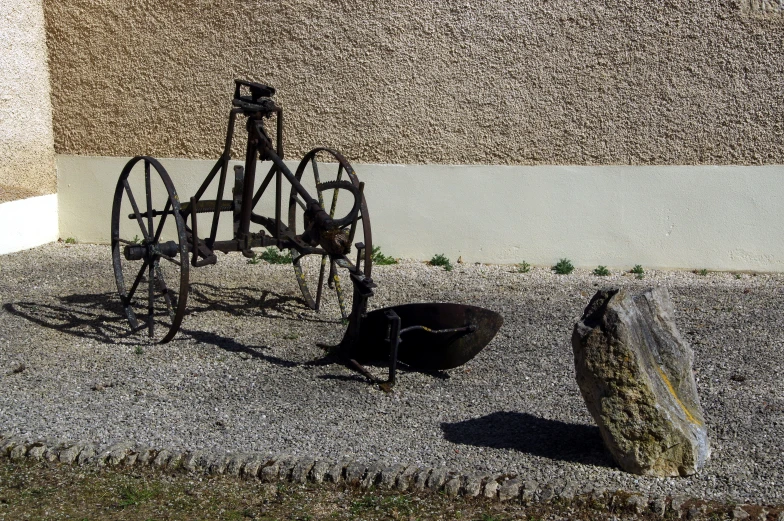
[1, 243, 783, 504]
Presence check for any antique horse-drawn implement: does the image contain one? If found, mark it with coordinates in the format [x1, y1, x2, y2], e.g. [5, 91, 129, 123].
[111, 80, 502, 387]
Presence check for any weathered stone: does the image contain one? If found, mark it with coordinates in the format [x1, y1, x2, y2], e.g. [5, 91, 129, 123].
[124, 452, 138, 466]
[539, 483, 555, 502]
[443, 476, 462, 497]
[182, 451, 205, 472]
[152, 449, 171, 467]
[309, 459, 330, 483]
[572, 287, 711, 477]
[43, 441, 70, 463]
[671, 495, 688, 516]
[626, 494, 647, 514]
[244, 456, 266, 480]
[498, 478, 522, 502]
[413, 469, 431, 491]
[259, 460, 279, 482]
[462, 473, 485, 498]
[292, 458, 316, 484]
[136, 448, 158, 466]
[521, 480, 539, 504]
[0, 436, 23, 457]
[167, 451, 185, 469]
[274, 455, 297, 481]
[324, 460, 348, 483]
[345, 461, 367, 486]
[426, 468, 449, 491]
[483, 478, 499, 499]
[379, 464, 405, 489]
[225, 453, 252, 476]
[207, 454, 230, 475]
[58, 443, 84, 465]
[395, 465, 419, 492]
[96, 442, 134, 466]
[27, 444, 46, 461]
[732, 507, 750, 520]
[9, 444, 27, 461]
[360, 463, 383, 489]
[651, 496, 667, 517]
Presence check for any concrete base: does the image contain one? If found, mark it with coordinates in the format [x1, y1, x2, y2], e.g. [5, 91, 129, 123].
[0, 194, 58, 255]
[56, 154, 784, 271]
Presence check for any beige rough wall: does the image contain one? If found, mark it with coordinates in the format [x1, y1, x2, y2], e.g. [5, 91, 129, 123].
[0, 0, 56, 198]
[44, 0, 784, 165]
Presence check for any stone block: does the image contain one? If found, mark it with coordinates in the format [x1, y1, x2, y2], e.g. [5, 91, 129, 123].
[572, 287, 711, 476]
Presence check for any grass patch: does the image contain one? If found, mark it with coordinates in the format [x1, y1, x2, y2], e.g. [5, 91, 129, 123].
[429, 254, 453, 271]
[0, 458, 770, 521]
[552, 258, 574, 275]
[630, 264, 645, 279]
[696, 268, 709, 276]
[64, 237, 77, 244]
[370, 246, 397, 265]
[516, 261, 531, 273]
[248, 247, 293, 265]
[593, 265, 610, 276]
[117, 484, 159, 508]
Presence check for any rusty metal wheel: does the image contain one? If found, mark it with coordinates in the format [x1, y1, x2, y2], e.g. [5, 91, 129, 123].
[287, 148, 372, 320]
[111, 156, 189, 343]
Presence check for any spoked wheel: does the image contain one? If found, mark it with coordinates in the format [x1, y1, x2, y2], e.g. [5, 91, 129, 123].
[111, 156, 189, 343]
[288, 148, 373, 320]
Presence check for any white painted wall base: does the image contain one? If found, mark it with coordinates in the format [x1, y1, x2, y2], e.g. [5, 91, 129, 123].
[0, 194, 58, 255]
[57, 155, 784, 272]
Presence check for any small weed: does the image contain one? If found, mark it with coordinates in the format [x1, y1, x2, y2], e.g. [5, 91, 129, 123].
[516, 261, 531, 273]
[134, 346, 143, 355]
[552, 258, 574, 275]
[696, 268, 709, 276]
[246, 253, 262, 265]
[64, 237, 76, 244]
[259, 247, 292, 264]
[131, 235, 142, 245]
[593, 265, 610, 276]
[430, 254, 453, 271]
[117, 484, 158, 508]
[734, 273, 742, 279]
[630, 265, 645, 278]
[371, 246, 397, 265]
[282, 333, 299, 340]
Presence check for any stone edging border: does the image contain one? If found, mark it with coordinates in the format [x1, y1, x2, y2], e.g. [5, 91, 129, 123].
[0, 431, 708, 517]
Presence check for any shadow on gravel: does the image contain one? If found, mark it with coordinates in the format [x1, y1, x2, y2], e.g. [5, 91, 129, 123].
[3, 293, 134, 344]
[188, 283, 341, 325]
[441, 411, 615, 468]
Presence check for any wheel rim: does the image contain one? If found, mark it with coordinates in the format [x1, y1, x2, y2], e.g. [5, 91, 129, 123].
[288, 148, 373, 319]
[111, 156, 189, 343]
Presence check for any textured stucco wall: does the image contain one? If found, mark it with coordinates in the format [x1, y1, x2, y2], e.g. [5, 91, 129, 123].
[0, 0, 56, 196]
[44, 0, 783, 166]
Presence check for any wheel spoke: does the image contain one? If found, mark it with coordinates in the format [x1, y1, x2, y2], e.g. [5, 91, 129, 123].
[293, 195, 307, 211]
[331, 260, 348, 319]
[123, 179, 151, 241]
[328, 164, 343, 218]
[126, 259, 150, 304]
[147, 261, 154, 337]
[315, 254, 328, 311]
[154, 262, 177, 321]
[159, 253, 182, 266]
[310, 156, 324, 207]
[153, 198, 172, 242]
[145, 160, 154, 244]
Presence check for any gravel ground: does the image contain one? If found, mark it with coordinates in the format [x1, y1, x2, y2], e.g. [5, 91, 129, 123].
[1, 243, 782, 504]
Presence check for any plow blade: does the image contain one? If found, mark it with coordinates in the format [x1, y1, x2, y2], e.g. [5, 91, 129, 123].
[350, 302, 503, 370]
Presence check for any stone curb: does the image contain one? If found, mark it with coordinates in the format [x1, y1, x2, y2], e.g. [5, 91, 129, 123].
[0, 431, 677, 516]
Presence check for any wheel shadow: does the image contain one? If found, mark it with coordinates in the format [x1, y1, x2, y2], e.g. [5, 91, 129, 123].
[441, 411, 615, 468]
[187, 282, 341, 325]
[2, 282, 337, 348]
